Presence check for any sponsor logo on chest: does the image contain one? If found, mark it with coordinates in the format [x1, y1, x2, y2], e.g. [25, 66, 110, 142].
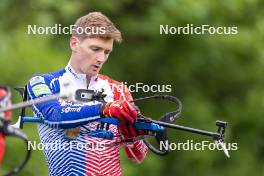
[61, 107, 81, 113]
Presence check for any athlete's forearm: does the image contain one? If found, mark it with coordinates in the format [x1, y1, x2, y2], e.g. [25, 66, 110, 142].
[34, 99, 102, 129]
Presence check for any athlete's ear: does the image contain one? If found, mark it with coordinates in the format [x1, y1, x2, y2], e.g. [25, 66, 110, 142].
[70, 37, 80, 52]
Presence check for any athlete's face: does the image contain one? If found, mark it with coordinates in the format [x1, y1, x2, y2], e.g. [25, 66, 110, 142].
[70, 37, 113, 77]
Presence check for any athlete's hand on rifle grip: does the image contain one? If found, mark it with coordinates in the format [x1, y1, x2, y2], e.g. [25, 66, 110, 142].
[100, 100, 137, 124]
[119, 123, 147, 139]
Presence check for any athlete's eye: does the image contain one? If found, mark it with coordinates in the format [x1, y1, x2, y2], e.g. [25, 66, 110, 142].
[91, 47, 100, 52]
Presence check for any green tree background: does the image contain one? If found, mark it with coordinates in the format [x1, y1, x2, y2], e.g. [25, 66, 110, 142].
[0, 0, 264, 175]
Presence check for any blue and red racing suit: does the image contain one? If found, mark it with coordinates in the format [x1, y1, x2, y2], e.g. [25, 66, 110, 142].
[27, 64, 148, 176]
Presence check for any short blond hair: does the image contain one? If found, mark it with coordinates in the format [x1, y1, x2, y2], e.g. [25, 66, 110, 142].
[72, 12, 122, 43]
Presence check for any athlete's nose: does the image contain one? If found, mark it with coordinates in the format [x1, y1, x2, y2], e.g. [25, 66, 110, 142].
[96, 51, 107, 62]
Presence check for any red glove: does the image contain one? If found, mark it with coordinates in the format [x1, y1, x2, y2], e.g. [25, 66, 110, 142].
[101, 100, 137, 124]
[101, 100, 147, 139]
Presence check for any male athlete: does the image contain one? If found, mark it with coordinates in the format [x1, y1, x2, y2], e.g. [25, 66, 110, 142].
[27, 12, 148, 175]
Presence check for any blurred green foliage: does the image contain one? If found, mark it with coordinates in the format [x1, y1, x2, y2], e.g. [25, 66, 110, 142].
[0, 0, 264, 175]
